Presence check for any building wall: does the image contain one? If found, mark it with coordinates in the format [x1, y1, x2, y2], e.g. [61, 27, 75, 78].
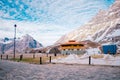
[61, 49, 85, 54]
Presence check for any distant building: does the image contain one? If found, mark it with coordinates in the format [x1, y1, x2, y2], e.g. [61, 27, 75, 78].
[60, 40, 85, 54]
[102, 44, 117, 55]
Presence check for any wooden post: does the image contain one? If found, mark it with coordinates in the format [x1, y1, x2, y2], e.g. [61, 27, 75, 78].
[89, 56, 91, 65]
[1, 55, 2, 60]
[6, 55, 8, 60]
[66, 52, 68, 55]
[40, 57, 42, 64]
[54, 53, 57, 57]
[20, 55, 23, 61]
[49, 56, 51, 63]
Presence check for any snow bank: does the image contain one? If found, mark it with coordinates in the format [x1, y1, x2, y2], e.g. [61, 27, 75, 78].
[52, 54, 80, 63]
[86, 48, 101, 54]
[91, 54, 120, 66]
[52, 54, 120, 66]
[80, 53, 90, 58]
[103, 54, 115, 60]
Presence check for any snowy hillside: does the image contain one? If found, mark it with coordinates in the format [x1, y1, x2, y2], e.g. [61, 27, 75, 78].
[55, 0, 120, 48]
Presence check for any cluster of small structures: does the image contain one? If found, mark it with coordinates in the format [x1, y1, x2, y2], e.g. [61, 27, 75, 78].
[50, 40, 120, 66]
[58, 40, 118, 55]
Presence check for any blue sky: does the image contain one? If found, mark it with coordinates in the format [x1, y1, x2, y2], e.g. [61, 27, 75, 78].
[0, 0, 115, 46]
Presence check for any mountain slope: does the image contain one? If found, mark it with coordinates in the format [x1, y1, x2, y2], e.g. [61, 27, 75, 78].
[55, 0, 120, 47]
[0, 34, 43, 54]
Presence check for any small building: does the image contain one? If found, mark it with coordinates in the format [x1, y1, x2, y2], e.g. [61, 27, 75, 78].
[102, 44, 117, 55]
[60, 40, 85, 54]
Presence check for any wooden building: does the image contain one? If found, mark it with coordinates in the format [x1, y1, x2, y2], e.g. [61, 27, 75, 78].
[60, 40, 85, 54]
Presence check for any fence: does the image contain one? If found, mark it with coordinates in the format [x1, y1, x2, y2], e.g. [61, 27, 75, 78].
[1, 54, 120, 66]
[0, 53, 63, 64]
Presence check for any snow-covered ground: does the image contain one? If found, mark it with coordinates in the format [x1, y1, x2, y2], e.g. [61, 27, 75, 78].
[86, 48, 101, 54]
[0, 60, 120, 80]
[52, 54, 120, 66]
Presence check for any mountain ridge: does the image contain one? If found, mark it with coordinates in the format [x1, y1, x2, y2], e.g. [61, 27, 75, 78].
[0, 34, 43, 54]
[55, 0, 120, 48]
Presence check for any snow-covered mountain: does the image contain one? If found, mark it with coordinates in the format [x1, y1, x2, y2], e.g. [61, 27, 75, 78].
[0, 34, 43, 54]
[55, 0, 120, 47]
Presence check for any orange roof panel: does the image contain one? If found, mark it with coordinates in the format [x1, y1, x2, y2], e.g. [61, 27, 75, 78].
[61, 40, 84, 45]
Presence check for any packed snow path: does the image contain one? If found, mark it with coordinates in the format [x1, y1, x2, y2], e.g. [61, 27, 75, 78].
[0, 60, 120, 80]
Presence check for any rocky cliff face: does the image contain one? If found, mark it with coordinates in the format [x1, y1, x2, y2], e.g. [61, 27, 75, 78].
[55, 0, 120, 48]
[0, 34, 43, 54]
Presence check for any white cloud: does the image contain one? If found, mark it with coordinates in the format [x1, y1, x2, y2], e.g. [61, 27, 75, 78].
[0, 19, 70, 46]
[0, 0, 114, 46]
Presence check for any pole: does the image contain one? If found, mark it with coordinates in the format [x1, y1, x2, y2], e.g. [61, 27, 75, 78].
[89, 56, 91, 65]
[2, 40, 5, 54]
[20, 55, 23, 61]
[6, 55, 8, 60]
[1, 55, 2, 60]
[13, 24, 17, 59]
[40, 57, 42, 64]
[49, 56, 51, 63]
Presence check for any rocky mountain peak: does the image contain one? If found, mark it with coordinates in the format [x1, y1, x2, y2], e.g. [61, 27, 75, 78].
[20, 34, 34, 42]
[89, 0, 120, 24]
[0, 34, 43, 54]
[22, 34, 33, 39]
